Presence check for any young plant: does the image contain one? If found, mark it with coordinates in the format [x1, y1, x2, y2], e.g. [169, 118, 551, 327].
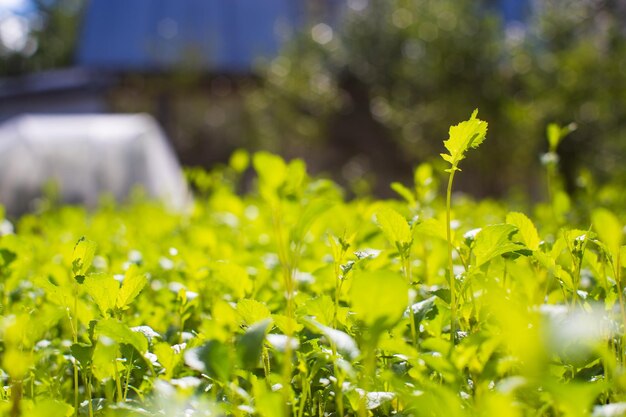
[440, 110, 487, 348]
[70, 237, 96, 417]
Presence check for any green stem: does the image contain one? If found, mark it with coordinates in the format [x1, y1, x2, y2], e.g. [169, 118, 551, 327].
[9, 379, 21, 417]
[114, 353, 123, 402]
[615, 252, 626, 365]
[403, 255, 418, 348]
[271, 205, 295, 416]
[333, 256, 343, 330]
[296, 369, 310, 417]
[262, 346, 271, 387]
[331, 251, 346, 417]
[85, 372, 93, 417]
[446, 169, 457, 351]
[72, 286, 79, 417]
[123, 350, 134, 401]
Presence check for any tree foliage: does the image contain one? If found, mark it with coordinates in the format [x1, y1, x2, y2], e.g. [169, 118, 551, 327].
[246, 0, 626, 197]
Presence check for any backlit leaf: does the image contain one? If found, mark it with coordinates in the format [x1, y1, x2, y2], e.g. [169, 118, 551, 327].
[350, 270, 409, 331]
[473, 224, 524, 267]
[184, 340, 233, 382]
[303, 317, 361, 360]
[72, 237, 96, 277]
[237, 299, 272, 326]
[91, 337, 117, 381]
[415, 217, 448, 241]
[506, 212, 540, 251]
[96, 318, 148, 353]
[440, 110, 488, 170]
[376, 207, 412, 253]
[592, 208, 622, 257]
[116, 264, 147, 309]
[391, 182, 416, 206]
[27, 399, 74, 417]
[84, 273, 120, 317]
[237, 318, 271, 370]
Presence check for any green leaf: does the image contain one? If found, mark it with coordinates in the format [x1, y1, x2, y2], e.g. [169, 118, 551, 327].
[283, 158, 307, 194]
[271, 314, 303, 334]
[91, 337, 118, 381]
[391, 182, 416, 206]
[229, 148, 250, 173]
[116, 265, 147, 309]
[184, 340, 233, 382]
[506, 212, 540, 251]
[70, 343, 94, 367]
[253, 379, 285, 417]
[0, 248, 16, 268]
[72, 237, 97, 277]
[350, 270, 409, 331]
[409, 296, 439, 325]
[376, 207, 412, 254]
[27, 399, 74, 417]
[213, 262, 252, 299]
[440, 110, 488, 170]
[546, 122, 576, 152]
[300, 295, 335, 326]
[592, 208, 622, 257]
[415, 217, 448, 241]
[236, 299, 272, 326]
[291, 198, 332, 244]
[154, 341, 184, 380]
[472, 224, 524, 267]
[303, 317, 361, 360]
[237, 318, 271, 370]
[253, 152, 287, 201]
[96, 318, 148, 353]
[84, 273, 120, 317]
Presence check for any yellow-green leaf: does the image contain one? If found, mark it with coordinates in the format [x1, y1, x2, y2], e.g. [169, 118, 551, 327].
[441, 110, 488, 169]
[376, 207, 412, 251]
[350, 270, 408, 331]
[91, 337, 117, 381]
[25, 399, 74, 417]
[415, 217, 448, 242]
[592, 208, 622, 256]
[237, 299, 272, 326]
[391, 182, 416, 206]
[506, 212, 540, 251]
[116, 265, 147, 309]
[84, 273, 120, 317]
[72, 237, 96, 277]
[473, 224, 524, 267]
[96, 318, 148, 353]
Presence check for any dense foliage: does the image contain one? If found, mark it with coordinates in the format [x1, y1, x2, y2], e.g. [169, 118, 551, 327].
[0, 0, 83, 76]
[246, 0, 626, 196]
[1, 113, 626, 416]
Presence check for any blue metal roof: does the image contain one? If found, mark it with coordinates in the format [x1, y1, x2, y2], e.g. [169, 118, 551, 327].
[77, 0, 308, 73]
[77, 0, 528, 74]
[499, 0, 530, 23]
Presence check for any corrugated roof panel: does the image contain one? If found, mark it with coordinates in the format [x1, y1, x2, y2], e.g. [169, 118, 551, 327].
[233, 0, 298, 71]
[77, 0, 524, 73]
[77, 0, 306, 73]
[183, 0, 227, 69]
[79, 0, 156, 70]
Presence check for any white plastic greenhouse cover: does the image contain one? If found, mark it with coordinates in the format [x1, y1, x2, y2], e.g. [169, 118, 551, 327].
[0, 113, 191, 216]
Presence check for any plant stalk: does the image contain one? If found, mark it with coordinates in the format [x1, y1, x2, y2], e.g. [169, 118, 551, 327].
[403, 255, 418, 348]
[446, 169, 457, 351]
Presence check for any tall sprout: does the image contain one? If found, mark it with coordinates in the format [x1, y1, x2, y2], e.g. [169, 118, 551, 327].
[440, 110, 488, 349]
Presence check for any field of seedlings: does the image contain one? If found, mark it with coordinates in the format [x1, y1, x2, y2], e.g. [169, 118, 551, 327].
[1, 112, 626, 417]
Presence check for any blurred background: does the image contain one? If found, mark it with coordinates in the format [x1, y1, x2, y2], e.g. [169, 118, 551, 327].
[0, 0, 625, 211]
